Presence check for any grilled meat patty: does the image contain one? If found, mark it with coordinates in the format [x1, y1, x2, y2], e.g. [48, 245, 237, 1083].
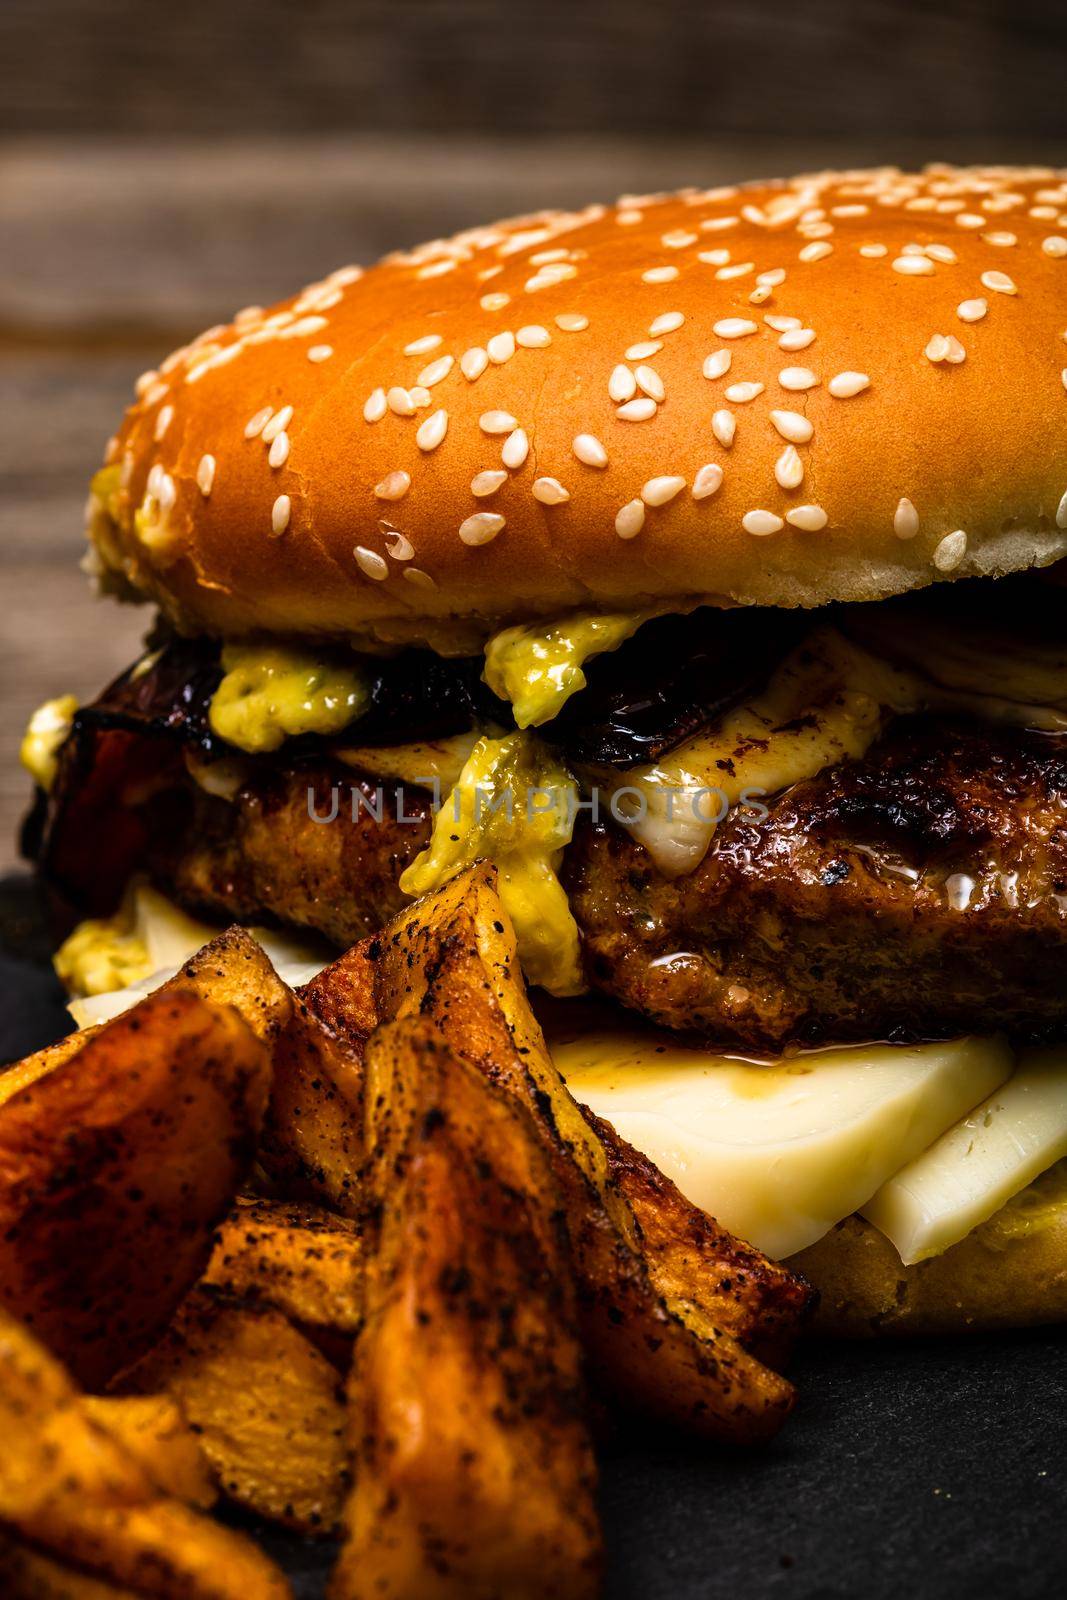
[566, 715, 1067, 1050]
[117, 713, 1067, 1051]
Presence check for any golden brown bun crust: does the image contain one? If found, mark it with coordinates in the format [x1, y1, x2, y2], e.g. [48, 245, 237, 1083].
[788, 1163, 1067, 1335]
[93, 166, 1067, 641]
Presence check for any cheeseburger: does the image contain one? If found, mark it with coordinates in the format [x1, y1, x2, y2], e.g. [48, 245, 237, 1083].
[22, 164, 1067, 1332]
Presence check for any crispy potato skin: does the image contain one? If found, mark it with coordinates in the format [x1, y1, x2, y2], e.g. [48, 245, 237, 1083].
[0, 990, 271, 1388]
[122, 1288, 349, 1537]
[0, 1534, 142, 1599]
[167, 927, 294, 1047]
[201, 1197, 364, 1339]
[260, 1002, 365, 1217]
[0, 1309, 292, 1600]
[584, 1110, 814, 1367]
[354, 867, 802, 1444]
[333, 1019, 601, 1600]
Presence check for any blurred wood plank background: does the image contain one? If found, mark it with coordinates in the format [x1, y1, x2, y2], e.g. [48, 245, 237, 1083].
[2, 0, 1066, 868]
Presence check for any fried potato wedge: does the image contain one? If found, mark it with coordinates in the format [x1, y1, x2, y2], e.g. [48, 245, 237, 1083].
[584, 1110, 814, 1366]
[0, 1533, 140, 1599]
[259, 1002, 365, 1216]
[351, 865, 802, 1443]
[80, 1394, 216, 1509]
[0, 1309, 291, 1599]
[122, 1289, 349, 1537]
[333, 1018, 602, 1600]
[0, 989, 271, 1388]
[166, 927, 294, 1046]
[201, 1196, 363, 1339]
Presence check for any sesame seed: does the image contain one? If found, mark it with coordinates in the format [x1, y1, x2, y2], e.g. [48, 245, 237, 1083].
[785, 505, 827, 531]
[502, 428, 529, 469]
[245, 405, 274, 439]
[268, 431, 290, 468]
[516, 324, 552, 348]
[1062, 369, 1067, 391]
[926, 334, 966, 365]
[615, 499, 645, 539]
[725, 381, 764, 403]
[798, 242, 833, 263]
[573, 433, 608, 468]
[981, 270, 1017, 295]
[405, 334, 443, 355]
[1042, 237, 1067, 258]
[743, 510, 784, 536]
[778, 367, 819, 391]
[713, 319, 758, 338]
[662, 229, 697, 249]
[532, 477, 570, 504]
[480, 410, 518, 434]
[488, 331, 516, 364]
[461, 347, 490, 381]
[859, 244, 888, 258]
[1056, 489, 1067, 530]
[375, 470, 411, 500]
[757, 268, 787, 287]
[271, 494, 291, 535]
[925, 244, 958, 264]
[417, 355, 454, 387]
[933, 530, 968, 572]
[617, 397, 658, 421]
[982, 232, 1017, 247]
[307, 344, 333, 363]
[418, 260, 455, 281]
[957, 298, 988, 322]
[196, 454, 215, 496]
[635, 365, 665, 402]
[692, 463, 724, 500]
[153, 405, 173, 441]
[764, 315, 802, 332]
[609, 365, 637, 402]
[480, 293, 511, 312]
[355, 545, 389, 579]
[716, 262, 754, 281]
[404, 567, 436, 590]
[711, 409, 736, 447]
[956, 213, 986, 229]
[417, 409, 449, 451]
[894, 497, 920, 539]
[626, 340, 663, 360]
[555, 313, 589, 331]
[778, 327, 816, 351]
[748, 284, 773, 305]
[471, 468, 507, 497]
[775, 445, 804, 489]
[827, 371, 870, 398]
[649, 312, 685, 336]
[387, 387, 415, 417]
[698, 249, 731, 267]
[135, 369, 159, 397]
[642, 475, 686, 507]
[459, 512, 505, 546]
[409, 386, 432, 408]
[770, 409, 814, 443]
[703, 350, 732, 380]
[261, 406, 293, 444]
[892, 255, 936, 276]
[384, 531, 415, 561]
[642, 266, 679, 283]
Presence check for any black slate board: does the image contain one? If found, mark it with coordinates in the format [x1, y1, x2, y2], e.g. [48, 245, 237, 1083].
[3, 874, 1065, 1600]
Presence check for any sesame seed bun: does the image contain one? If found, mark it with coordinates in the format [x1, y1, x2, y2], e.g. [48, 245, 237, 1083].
[91, 165, 1067, 644]
[789, 1161, 1067, 1336]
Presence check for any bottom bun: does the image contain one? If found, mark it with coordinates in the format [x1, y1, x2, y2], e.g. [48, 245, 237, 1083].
[788, 1161, 1067, 1336]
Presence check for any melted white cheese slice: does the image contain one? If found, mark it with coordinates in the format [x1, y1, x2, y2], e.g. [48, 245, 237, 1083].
[553, 1028, 1013, 1258]
[861, 1045, 1067, 1263]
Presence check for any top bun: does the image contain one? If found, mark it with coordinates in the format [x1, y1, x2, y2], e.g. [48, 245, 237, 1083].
[90, 165, 1067, 646]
